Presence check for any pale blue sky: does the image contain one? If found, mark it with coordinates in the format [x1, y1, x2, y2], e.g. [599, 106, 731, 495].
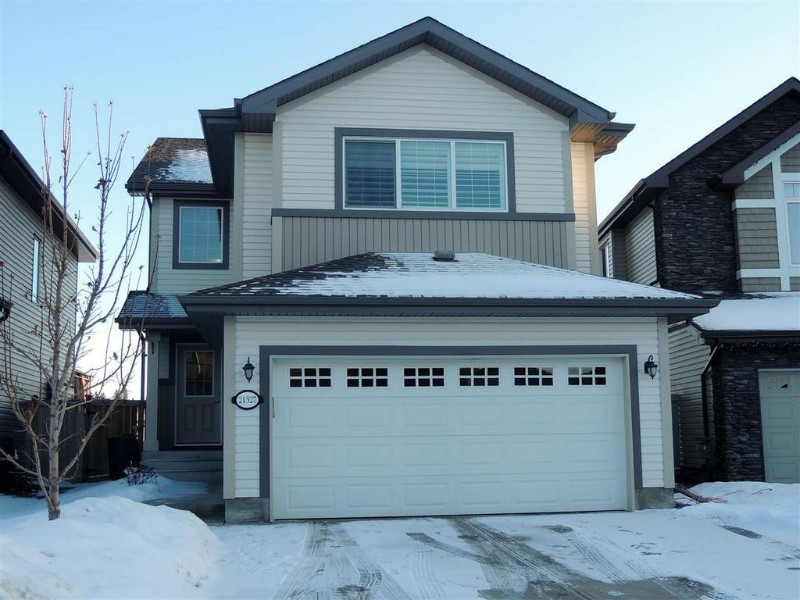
[1, 1, 798, 393]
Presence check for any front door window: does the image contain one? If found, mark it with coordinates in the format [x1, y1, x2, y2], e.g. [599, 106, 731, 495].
[185, 351, 214, 396]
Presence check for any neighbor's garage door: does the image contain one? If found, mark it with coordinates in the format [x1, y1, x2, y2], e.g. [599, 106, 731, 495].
[760, 370, 800, 483]
[271, 356, 629, 519]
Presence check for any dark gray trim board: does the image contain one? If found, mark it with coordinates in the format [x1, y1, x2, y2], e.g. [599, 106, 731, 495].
[258, 344, 644, 511]
[334, 128, 517, 214]
[172, 200, 231, 270]
[271, 208, 574, 222]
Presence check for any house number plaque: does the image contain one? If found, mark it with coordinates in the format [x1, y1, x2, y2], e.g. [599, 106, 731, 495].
[231, 390, 263, 410]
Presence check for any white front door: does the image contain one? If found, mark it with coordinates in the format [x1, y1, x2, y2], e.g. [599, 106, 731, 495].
[760, 370, 800, 483]
[271, 356, 629, 519]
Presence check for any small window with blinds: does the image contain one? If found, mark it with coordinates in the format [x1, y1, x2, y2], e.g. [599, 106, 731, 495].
[342, 133, 509, 212]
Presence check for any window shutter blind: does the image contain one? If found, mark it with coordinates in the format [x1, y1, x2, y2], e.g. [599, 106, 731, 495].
[400, 140, 451, 208]
[455, 142, 505, 209]
[345, 140, 396, 207]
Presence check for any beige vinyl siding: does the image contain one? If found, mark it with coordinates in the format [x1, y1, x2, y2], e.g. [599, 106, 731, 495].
[736, 164, 774, 198]
[276, 46, 571, 215]
[624, 208, 657, 285]
[668, 325, 711, 471]
[780, 144, 800, 172]
[277, 216, 569, 271]
[150, 197, 240, 295]
[740, 276, 782, 292]
[735, 208, 780, 269]
[571, 142, 599, 274]
[0, 177, 79, 440]
[230, 316, 669, 497]
[242, 134, 273, 279]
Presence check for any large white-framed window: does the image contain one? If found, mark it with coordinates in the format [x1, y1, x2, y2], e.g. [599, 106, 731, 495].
[343, 136, 508, 212]
[783, 179, 800, 266]
[30, 236, 41, 302]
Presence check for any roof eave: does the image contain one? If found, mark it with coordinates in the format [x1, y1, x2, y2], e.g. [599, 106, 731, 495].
[699, 329, 800, 343]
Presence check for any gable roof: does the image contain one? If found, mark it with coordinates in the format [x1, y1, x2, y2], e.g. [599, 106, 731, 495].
[599, 77, 800, 236]
[125, 137, 215, 196]
[198, 17, 629, 196]
[0, 130, 97, 262]
[180, 252, 716, 320]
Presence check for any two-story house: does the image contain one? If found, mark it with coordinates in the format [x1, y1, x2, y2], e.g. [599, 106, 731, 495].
[0, 130, 97, 455]
[118, 18, 714, 522]
[599, 78, 800, 486]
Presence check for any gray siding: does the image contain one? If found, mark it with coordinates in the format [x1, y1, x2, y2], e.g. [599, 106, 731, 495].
[735, 208, 780, 268]
[611, 229, 628, 280]
[0, 177, 79, 442]
[624, 207, 657, 285]
[780, 143, 800, 172]
[740, 276, 782, 292]
[278, 216, 568, 271]
[668, 325, 711, 471]
[735, 164, 774, 199]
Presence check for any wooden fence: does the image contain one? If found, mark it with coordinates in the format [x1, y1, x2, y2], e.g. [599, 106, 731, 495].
[23, 399, 145, 482]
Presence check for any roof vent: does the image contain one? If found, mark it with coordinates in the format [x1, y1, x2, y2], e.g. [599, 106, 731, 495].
[433, 250, 456, 262]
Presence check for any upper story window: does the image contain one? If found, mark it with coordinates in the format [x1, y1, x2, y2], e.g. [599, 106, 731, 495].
[173, 201, 229, 270]
[342, 133, 509, 212]
[31, 237, 41, 302]
[784, 181, 799, 265]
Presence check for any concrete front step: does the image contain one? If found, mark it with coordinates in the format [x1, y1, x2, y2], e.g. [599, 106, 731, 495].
[141, 450, 222, 484]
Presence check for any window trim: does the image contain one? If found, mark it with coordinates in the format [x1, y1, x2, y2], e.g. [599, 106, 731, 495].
[31, 236, 41, 303]
[172, 200, 230, 270]
[335, 128, 516, 215]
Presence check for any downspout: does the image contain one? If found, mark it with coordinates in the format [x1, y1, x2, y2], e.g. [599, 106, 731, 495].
[136, 329, 147, 403]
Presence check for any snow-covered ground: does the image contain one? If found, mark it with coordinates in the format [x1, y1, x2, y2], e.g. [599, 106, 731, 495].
[2, 481, 798, 599]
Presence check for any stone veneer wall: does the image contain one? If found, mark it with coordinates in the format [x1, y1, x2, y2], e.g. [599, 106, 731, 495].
[711, 343, 800, 480]
[654, 95, 800, 294]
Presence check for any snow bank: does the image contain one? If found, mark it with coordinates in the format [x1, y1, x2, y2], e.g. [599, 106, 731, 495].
[683, 481, 800, 546]
[1, 496, 220, 599]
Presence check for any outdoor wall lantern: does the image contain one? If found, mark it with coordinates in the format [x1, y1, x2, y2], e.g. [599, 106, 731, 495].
[242, 357, 255, 382]
[643, 355, 658, 379]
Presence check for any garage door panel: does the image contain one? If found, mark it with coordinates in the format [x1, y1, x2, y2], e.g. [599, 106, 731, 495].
[760, 369, 800, 484]
[272, 356, 630, 518]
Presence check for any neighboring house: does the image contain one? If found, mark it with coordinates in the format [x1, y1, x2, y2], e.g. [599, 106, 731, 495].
[0, 130, 97, 450]
[598, 78, 800, 485]
[118, 18, 714, 522]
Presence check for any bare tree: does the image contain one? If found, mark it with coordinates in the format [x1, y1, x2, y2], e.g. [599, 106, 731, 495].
[0, 88, 149, 520]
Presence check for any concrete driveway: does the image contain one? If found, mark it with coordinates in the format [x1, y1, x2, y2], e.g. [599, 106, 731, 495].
[196, 502, 800, 600]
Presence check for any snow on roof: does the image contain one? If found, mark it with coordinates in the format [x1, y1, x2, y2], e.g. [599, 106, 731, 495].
[155, 148, 212, 184]
[126, 138, 213, 190]
[693, 293, 800, 332]
[116, 292, 188, 325]
[190, 253, 701, 301]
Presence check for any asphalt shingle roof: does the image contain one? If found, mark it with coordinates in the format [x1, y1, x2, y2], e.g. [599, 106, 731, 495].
[126, 138, 212, 192]
[116, 292, 189, 326]
[186, 252, 700, 301]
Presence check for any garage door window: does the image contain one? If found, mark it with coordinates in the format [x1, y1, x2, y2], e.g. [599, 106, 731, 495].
[289, 367, 332, 388]
[347, 367, 389, 388]
[404, 367, 445, 387]
[459, 367, 500, 387]
[514, 367, 554, 386]
[568, 366, 606, 386]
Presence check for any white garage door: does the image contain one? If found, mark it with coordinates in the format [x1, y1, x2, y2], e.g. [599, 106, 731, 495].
[760, 370, 800, 484]
[271, 356, 629, 519]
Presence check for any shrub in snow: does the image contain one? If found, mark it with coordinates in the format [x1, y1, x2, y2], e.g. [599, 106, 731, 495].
[124, 463, 158, 486]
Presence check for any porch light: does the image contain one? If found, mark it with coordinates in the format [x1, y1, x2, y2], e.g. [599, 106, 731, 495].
[643, 355, 658, 380]
[242, 357, 255, 382]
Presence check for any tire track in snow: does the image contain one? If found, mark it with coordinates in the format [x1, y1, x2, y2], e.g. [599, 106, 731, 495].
[411, 537, 447, 600]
